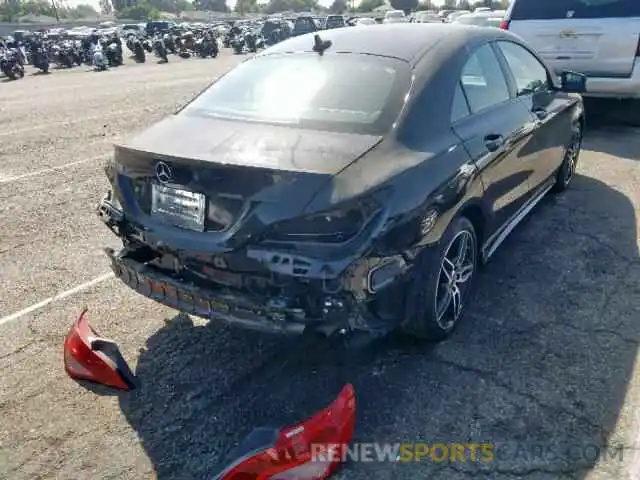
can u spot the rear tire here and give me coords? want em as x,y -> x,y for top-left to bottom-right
401,216 -> 478,341
552,120 -> 582,193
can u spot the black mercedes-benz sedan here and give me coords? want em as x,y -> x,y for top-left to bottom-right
98,24 -> 585,340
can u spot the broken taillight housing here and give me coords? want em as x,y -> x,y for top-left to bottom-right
64,309 -> 136,390
215,384 -> 356,480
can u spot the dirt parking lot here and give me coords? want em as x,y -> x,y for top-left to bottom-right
0,52 -> 639,480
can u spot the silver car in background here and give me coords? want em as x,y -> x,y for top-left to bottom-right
453,12 -> 505,28
383,10 -> 408,24
413,12 -> 443,23
502,0 -> 640,98
447,10 -> 471,23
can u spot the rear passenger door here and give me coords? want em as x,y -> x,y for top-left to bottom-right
452,44 -> 539,235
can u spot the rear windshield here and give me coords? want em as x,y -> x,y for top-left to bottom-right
181,53 -> 411,135
511,0 -> 640,20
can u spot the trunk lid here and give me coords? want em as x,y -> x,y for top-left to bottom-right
118,114 -> 383,176
112,115 -> 382,249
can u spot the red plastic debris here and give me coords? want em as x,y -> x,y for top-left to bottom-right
219,383 -> 356,480
64,309 -> 136,390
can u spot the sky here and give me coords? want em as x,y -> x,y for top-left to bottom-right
66,0 -> 446,14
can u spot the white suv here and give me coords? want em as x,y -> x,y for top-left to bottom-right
502,0 -> 640,98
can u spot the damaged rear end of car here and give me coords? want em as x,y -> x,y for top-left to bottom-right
97,48 -> 417,337
98,143 -> 408,337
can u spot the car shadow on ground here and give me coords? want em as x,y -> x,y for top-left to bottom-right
117,174 -> 638,480
583,99 -> 640,161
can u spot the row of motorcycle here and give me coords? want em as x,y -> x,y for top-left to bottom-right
225,25 -> 266,54
0,28 -> 224,80
0,34 -> 125,79
0,20 -> 283,80
126,29 -> 220,64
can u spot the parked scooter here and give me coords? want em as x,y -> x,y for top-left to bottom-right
93,44 -> 108,71
105,41 -> 123,67
0,49 -> 25,80
132,37 -> 145,63
153,33 -> 168,63
195,33 -> 218,58
245,31 -> 258,53
30,42 -> 50,73
230,33 -> 245,54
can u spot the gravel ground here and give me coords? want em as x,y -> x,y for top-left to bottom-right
0,52 -> 639,480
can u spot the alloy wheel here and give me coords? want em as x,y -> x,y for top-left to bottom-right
434,229 -> 476,330
563,125 -> 582,186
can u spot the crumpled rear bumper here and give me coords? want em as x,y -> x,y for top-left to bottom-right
106,247 -> 355,335
99,186 -> 411,336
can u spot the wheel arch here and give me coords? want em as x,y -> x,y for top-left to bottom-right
457,202 -> 487,258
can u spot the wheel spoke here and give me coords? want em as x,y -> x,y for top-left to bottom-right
455,262 -> 474,284
441,257 -> 455,282
455,233 -> 469,267
436,286 -> 452,321
451,284 -> 462,319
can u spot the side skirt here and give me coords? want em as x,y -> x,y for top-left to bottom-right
481,179 -> 555,263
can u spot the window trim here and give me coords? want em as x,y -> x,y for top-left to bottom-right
457,41 -> 514,117
492,40 -> 554,98
450,79 -> 472,124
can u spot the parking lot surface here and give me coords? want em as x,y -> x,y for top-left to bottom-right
0,52 -> 639,480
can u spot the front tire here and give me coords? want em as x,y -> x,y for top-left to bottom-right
402,216 -> 478,341
552,120 -> 582,193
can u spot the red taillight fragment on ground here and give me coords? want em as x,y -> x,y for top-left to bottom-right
64,309 -> 136,390
217,384 -> 357,480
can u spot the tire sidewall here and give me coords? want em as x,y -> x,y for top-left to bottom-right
402,215 -> 478,340
555,121 -> 583,191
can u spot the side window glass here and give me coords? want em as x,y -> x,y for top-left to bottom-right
451,81 -> 470,123
460,44 -> 510,114
497,41 -> 549,96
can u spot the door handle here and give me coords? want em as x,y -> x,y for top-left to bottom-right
484,134 -> 504,152
532,107 -> 548,120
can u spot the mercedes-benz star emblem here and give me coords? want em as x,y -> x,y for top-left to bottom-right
155,161 -> 174,184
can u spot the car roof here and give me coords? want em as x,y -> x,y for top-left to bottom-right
260,24 -> 507,64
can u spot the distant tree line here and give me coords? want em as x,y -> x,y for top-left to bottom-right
0,0 -> 99,21
1,0 -> 510,23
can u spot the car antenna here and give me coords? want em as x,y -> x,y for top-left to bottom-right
312,34 -> 332,56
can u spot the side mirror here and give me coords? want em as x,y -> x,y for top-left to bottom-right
559,70 -> 587,93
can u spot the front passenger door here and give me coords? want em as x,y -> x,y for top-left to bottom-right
452,44 -> 539,237
494,40 -> 574,191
